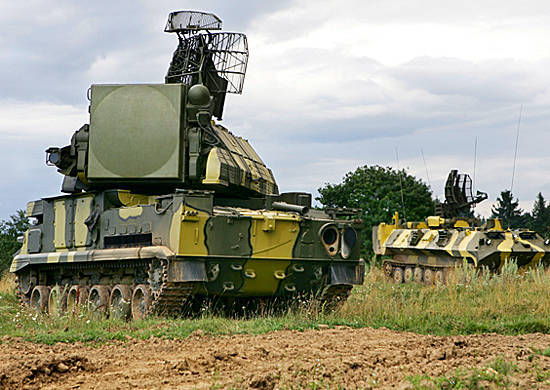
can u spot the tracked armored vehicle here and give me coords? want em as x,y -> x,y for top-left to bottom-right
373,170 -> 550,284
11,11 -> 365,319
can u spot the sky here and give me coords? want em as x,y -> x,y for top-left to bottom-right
1,0 -> 550,220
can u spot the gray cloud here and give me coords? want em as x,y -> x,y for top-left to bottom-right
2,1 -> 550,220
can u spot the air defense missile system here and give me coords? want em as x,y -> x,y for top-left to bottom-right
373,170 -> 550,284
11,11 -> 365,319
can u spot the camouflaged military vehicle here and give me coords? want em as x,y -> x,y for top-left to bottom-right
11,11 -> 365,319
373,170 -> 550,284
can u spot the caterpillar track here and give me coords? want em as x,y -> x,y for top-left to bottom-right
15,258 -> 354,319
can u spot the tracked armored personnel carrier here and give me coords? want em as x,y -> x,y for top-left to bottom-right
11,11 -> 365,319
373,170 -> 550,284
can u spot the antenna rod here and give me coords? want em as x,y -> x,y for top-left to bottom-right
510,104 -> 523,193
395,147 -> 406,220
420,148 -> 431,189
473,136 -> 477,191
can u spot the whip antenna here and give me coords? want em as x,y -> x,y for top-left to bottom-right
395,147 -> 406,220
510,104 -> 523,193
473,136 -> 477,191
420,148 -> 431,189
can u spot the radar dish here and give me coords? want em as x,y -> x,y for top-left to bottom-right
166,33 -> 248,95
165,11 -> 222,33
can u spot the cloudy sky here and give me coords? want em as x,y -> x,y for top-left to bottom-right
1,0 -> 550,220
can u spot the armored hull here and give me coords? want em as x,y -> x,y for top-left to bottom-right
373,170 -> 550,284
12,190 -> 363,318
374,215 -> 550,284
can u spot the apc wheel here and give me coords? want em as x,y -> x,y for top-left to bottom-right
435,270 -> 446,285
110,285 -> 133,321
88,285 -> 111,318
30,286 -> 50,313
67,286 -> 89,313
413,267 -> 423,283
403,267 -> 414,283
131,284 -> 152,320
424,269 -> 434,285
392,267 -> 404,284
48,285 -> 67,316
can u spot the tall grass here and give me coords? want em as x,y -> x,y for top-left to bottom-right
0,261 -> 549,344
0,271 -> 15,295
342,260 -> 550,334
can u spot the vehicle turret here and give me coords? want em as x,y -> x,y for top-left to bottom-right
45,11 -> 277,198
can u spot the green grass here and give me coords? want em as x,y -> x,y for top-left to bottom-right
1,261 -> 549,344
405,356 -> 550,389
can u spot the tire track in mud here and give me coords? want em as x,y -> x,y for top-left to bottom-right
1,327 -> 549,389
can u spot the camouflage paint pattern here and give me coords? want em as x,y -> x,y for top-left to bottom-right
12,190 -> 364,297
373,212 -> 550,272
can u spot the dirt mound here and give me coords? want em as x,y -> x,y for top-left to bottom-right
0,348 -> 92,390
0,328 -> 549,389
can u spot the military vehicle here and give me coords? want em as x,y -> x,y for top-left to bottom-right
11,11 -> 365,319
373,170 -> 550,284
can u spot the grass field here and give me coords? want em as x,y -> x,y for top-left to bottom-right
0,261 -> 549,345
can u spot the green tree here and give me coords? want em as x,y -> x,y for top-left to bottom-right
529,192 -> 549,236
490,190 -> 525,229
317,165 -> 434,257
0,210 -> 30,273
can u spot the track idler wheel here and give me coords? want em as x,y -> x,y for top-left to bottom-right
67,286 -> 89,313
131,284 -> 152,320
30,286 -> 50,313
88,285 -> 111,318
48,285 -> 68,316
392,267 -> 404,284
110,285 -> 133,321
382,261 -> 393,277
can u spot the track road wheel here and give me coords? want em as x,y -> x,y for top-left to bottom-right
110,285 -> 133,321
48,285 -> 68,316
131,284 -> 152,320
403,267 -> 414,283
424,269 -> 434,285
413,267 -> 423,283
435,269 -> 446,285
30,286 -> 50,313
392,267 -> 404,284
67,286 -> 89,313
88,285 -> 111,318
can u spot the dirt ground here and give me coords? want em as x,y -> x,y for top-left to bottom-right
0,327 -> 549,389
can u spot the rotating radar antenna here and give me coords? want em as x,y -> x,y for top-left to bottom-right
165,11 -> 249,119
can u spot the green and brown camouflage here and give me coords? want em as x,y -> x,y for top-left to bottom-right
372,170 -> 550,284
12,11 -> 365,318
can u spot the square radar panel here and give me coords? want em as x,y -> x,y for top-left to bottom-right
87,84 -> 186,180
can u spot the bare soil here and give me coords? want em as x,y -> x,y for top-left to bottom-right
1,327 -> 549,389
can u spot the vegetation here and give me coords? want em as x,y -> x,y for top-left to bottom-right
1,261 -> 549,345
0,210 -> 29,273
317,165 -> 434,257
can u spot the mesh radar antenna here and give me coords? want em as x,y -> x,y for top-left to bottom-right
164,11 -> 249,119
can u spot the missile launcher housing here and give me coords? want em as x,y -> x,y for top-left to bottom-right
11,11 -> 365,318
373,170 -> 550,284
